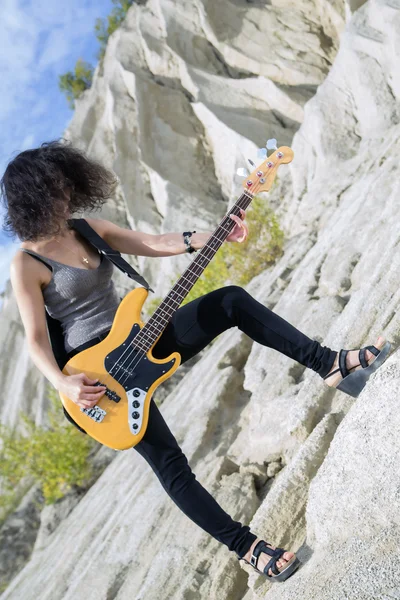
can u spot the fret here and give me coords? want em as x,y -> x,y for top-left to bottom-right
135,191 -> 255,350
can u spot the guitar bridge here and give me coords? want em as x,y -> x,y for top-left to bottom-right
80,405 -> 106,422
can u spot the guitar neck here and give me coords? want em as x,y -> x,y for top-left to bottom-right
136,190 -> 254,351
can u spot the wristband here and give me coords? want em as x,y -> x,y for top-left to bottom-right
183,231 -> 197,254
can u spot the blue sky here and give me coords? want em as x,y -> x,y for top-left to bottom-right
0,0 -> 116,297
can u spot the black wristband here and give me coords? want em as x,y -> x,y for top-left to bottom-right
183,231 -> 197,254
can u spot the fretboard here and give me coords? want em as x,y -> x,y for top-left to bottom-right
135,190 -> 254,352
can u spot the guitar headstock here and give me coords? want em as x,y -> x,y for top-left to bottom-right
238,139 -> 294,194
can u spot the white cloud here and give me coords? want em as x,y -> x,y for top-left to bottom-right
21,133 -> 36,149
36,27 -> 71,70
0,0 -> 114,173
0,0 -> 115,296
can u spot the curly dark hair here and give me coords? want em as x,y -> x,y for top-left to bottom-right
0,139 -> 118,241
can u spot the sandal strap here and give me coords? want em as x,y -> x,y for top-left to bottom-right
249,540 -> 265,568
323,367 -> 341,380
359,348 -> 369,369
366,344 -> 380,357
265,554 -> 283,577
261,543 -> 285,577
249,540 -> 285,577
338,349 -> 350,379
359,345 -> 380,368
323,344 -> 382,381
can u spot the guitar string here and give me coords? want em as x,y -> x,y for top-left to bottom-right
82,163 -> 278,404
97,173 -> 271,395
89,192 -> 251,397
96,177 -> 264,396
106,192 -> 253,389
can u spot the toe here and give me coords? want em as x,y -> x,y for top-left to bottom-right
377,335 -> 386,348
269,551 -> 295,576
280,551 -> 294,567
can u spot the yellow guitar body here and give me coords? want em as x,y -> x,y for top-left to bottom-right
60,287 -> 181,450
59,144 -> 292,450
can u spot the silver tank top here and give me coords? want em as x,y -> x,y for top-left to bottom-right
19,248 -> 121,353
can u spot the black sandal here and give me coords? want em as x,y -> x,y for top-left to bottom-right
238,540 -> 301,583
323,340 -> 391,398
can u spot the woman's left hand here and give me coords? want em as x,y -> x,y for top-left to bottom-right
227,209 -> 249,243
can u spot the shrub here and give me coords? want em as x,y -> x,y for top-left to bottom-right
58,58 -> 94,109
0,386 -> 96,523
144,195 -> 284,318
95,0 -> 135,61
59,1 -> 134,107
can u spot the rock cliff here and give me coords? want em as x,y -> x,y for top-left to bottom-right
2,0 -> 400,599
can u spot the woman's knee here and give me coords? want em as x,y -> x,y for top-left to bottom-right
220,285 -> 250,319
222,285 -> 246,296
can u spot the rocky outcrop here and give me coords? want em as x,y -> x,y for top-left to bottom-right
252,353 -> 400,599
0,485 -> 44,594
2,0 -> 400,599
64,0 -> 346,295
0,279 -> 49,428
0,0 -> 345,429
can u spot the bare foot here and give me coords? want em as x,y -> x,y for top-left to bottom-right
324,335 -> 387,388
242,537 -> 296,578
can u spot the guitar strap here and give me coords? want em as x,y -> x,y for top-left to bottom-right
68,218 -> 154,293
44,218 -> 155,434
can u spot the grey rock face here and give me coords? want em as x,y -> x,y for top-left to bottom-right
258,353 -> 400,600
0,485 -> 44,592
2,0 -> 400,599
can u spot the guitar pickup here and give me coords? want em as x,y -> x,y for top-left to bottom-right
94,381 -> 121,403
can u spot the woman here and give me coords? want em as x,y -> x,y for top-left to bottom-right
1,140 -> 390,583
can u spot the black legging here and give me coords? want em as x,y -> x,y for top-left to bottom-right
72,285 -> 337,559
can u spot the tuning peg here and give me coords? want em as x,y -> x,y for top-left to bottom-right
236,167 -> 249,177
257,148 -> 267,159
266,138 -> 278,151
247,158 -> 255,167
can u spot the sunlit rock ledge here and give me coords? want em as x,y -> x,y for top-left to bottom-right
3,0 -> 400,598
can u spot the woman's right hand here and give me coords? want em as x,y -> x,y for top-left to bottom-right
57,373 -> 107,409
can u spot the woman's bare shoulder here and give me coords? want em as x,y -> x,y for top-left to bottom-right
11,249 -> 50,290
10,250 -> 51,342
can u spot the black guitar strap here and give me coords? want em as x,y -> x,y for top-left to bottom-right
47,218 -> 155,434
68,218 -> 154,293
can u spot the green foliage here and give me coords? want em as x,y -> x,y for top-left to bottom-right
58,58 -> 94,109
95,0 -> 135,61
59,1 -> 134,107
0,387 -> 96,522
144,196 -> 284,318
217,195 -> 285,289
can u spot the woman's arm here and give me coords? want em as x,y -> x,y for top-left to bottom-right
10,254 -> 66,389
10,254 -> 106,408
85,217 -> 212,257
85,210 -> 248,257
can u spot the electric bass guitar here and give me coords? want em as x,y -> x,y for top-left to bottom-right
60,141 -> 293,450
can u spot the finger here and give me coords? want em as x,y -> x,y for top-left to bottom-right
233,216 -> 246,232
230,214 -> 241,226
80,391 -> 105,401
78,400 -> 97,409
240,208 -> 246,218
239,223 -> 249,242
81,374 -> 100,383
83,385 -> 107,392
